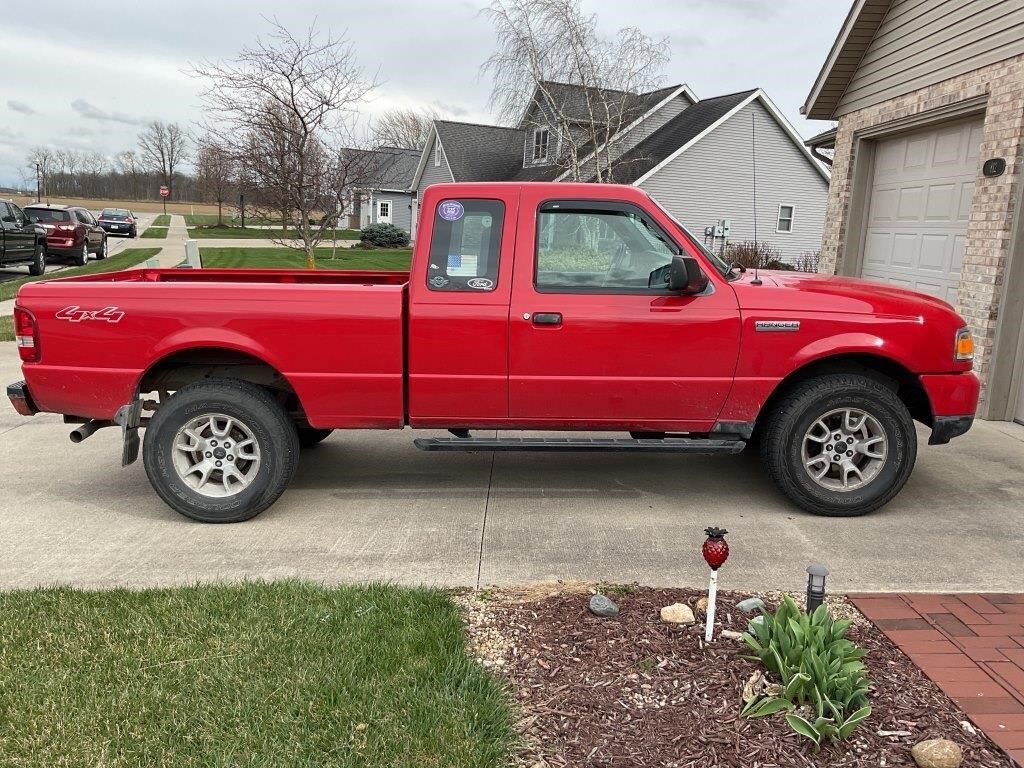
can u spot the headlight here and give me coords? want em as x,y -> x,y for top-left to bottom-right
955,327 -> 974,361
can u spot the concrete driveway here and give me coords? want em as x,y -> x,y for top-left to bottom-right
2,350 -> 1022,593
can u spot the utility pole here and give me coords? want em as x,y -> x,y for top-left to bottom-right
35,163 -> 41,203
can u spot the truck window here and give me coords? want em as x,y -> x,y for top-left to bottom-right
426,199 -> 504,292
535,201 -> 680,292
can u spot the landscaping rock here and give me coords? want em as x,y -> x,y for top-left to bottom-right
736,597 -> 765,613
589,594 -> 619,618
659,603 -> 695,624
911,739 -> 964,768
720,629 -> 743,640
695,596 -> 709,613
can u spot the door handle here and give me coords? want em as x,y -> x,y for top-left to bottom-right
532,312 -> 562,326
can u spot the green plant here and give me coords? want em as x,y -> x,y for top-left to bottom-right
741,596 -> 872,748
360,222 -> 410,248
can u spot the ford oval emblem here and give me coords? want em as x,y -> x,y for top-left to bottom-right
466,277 -> 494,290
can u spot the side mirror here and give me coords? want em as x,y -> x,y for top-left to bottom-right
668,255 -> 710,294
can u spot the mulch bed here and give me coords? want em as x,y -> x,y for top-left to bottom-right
470,586 -> 1014,767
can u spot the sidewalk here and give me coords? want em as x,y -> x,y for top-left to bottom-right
851,593 -> 1024,765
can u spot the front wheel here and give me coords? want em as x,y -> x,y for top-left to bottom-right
760,374 -> 917,517
96,236 -> 107,259
28,243 -> 46,276
142,378 -> 300,522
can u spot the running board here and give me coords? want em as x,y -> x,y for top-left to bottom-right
413,437 -> 746,454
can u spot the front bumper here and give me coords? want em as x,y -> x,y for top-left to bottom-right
7,380 -> 38,416
929,415 -> 974,445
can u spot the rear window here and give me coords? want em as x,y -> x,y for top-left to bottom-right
425,199 -> 504,292
101,210 -> 130,220
26,208 -> 70,223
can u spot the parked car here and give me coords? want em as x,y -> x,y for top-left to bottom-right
7,182 -> 980,523
23,204 -> 107,266
0,200 -> 46,275
97,208 -> 138,238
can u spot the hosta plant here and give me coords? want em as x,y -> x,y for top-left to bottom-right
741,596 -> 872,747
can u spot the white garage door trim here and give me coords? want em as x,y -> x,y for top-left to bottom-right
859,118 -> 984,307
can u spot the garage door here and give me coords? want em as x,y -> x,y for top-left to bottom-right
861,119 -> 983,305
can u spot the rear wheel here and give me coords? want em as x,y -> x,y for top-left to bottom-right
760,374 -> 916,516
75,241 -> 89,267
28,243 -> 45,276
297,427 -> 333,448
143,378 -> 300,522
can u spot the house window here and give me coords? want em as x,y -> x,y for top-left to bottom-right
776,205 -> 794,233
434,141 -> 441,167
426,199 -> 504,292
533,128 -> 550,162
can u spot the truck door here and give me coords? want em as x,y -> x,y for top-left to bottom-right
407,188 -> 519,427
508,191 -> 741,432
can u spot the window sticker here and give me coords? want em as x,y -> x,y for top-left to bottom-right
447,253 -> 479,276
438,200 -> 465,221
467,277 -> 494,290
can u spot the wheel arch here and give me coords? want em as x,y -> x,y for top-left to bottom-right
135,344 -> 305,416
754,352 -> 932,435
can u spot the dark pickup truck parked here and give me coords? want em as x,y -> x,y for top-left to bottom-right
0,199 -> 46,275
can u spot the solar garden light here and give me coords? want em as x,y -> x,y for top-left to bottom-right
701,527 -> 729,642
806,564 -> 829,613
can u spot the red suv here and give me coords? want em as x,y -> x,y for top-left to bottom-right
23,204 -> 107,266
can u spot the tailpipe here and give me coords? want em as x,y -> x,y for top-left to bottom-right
69,419 -> 114,443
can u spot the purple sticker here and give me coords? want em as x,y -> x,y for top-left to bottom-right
438,200 -> 464,221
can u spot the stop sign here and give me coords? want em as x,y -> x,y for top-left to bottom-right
159,186 -> 169,198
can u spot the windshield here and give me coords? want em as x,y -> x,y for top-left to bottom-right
645,194 -> 732,278
26,208 -> 70,223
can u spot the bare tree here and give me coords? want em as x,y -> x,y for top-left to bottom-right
137,120 -> 188,198
115,150 -> 141,199
482,0 -> 669,182
195,137 -> 237,225
372,106 -> 442,149
190,20 -> 378,268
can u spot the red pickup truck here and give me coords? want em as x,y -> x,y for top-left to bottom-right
7,182 -> 980,523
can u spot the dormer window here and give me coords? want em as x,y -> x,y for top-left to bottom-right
532,128 -> 550,162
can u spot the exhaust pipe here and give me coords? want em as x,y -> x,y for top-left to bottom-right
69,419 -> 114,443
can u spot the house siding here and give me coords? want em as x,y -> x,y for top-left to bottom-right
836,0 -> 1024,117
417,134 -> 455,198
639,100 -> 829,261
371,191 -> 413,233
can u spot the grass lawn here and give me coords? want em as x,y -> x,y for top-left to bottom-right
152,214 -> 171,226
188,226 -> 362,240
140,227 -> 168,238
0,247 -> 162,303
185,213 -> 282,227
0,314 -> 11,342
0,582 -> 513,767
200,247 -> 412,271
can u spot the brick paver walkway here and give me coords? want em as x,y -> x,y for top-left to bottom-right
851,593 -> 1024,765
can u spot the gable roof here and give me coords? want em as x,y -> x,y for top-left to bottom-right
607,89 -> 831,185
801,0 -> 894,119
522,81 -> 696,129
345,146 -> 420,192
432,120 -> 526,182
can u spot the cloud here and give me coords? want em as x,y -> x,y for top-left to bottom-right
70,99 -> 146,126
8,99 -> 36,115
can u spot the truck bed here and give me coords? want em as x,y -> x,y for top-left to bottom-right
17,269 -> 409,427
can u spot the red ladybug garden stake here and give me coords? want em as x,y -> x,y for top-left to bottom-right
702,527 -> 729,642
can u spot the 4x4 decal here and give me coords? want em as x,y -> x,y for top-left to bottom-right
55,305 -> 125,323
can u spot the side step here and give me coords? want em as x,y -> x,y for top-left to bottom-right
413,436 -> 746,454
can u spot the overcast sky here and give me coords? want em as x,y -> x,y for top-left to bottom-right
0,0 -> 848,188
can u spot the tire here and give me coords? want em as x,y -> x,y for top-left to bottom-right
759,374 -> 917,517
142,378 -> 300,523
75,241 -> 89,267
130,227 -> 138,238
298,427 -> 333,448
28,243 -> 45,276
96,236 -> 107,259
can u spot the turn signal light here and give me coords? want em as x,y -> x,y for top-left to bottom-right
955,328 -> 974,362
14,307 -> 40,363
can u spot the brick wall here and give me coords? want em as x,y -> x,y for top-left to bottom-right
820,55 -> 1024,399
